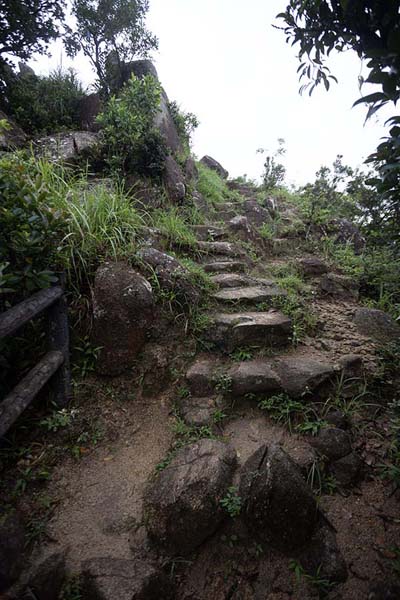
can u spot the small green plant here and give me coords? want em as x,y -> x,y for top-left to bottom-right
72,337 -> 102,378
258,393 -> 304,433
214,373 -> 233,394
230,347 -> 254,361
258,222 -> 275,240
212,409 -> 227,424
289,559 -> 335,597
40,408 -> 77,432
152,207 -> 198,250
307,459 -> 337,496
220,486 -> 242,517
177,385 -> 190,399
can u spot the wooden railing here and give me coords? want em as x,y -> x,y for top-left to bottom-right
0,285 -> 70,438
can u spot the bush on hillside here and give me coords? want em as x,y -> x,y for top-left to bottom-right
3,67 -> 85,134
0,153 -> 67,310
96,74 -> 166,178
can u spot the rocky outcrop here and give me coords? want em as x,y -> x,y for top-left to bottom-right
243,200 -> 271,227
297,257 -> 328,277
274,355 -> 335,398
200,155 -> 229,179
354,308 -> 400,343
163,155 -> 186,202
92,262 -> 154,375
82,557 -> 172,600
319,272 -> 359,300
329,218 -> 366,255
310,427 -> 352,461
0,110 -> 27,150
34,131 -> 98,164
138,247 -> 200,305
240,444 -> 318,551
144,439 -> 237,555
299,525 -> 348,583
79,93 -> 102,131
0,512 -> 24,591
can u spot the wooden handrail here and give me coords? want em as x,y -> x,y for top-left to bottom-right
0,351 -> 64,438
0,286 -> 63,339
0,283 -> 70,437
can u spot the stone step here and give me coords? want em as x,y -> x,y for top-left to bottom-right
210,273 -> 251,288
212,284 -> 285,304
197,241 -> 243,257
210,274 -> 279,290
192,225 -> 226,241
179,396 -> 225,427
205,310 -> 292,351
203,261 -> 247,274
186,355 -> 337,399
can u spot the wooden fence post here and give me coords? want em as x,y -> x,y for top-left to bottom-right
46,275 -> 71,407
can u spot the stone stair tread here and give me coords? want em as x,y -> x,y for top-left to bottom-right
210,274 -> 278,289
186,354 -> 337,398
192,225 -> 226,241
206,310 -> 292,351
213,285 -> 285,303
203,261 -> 247,273
197,241 -> 244,257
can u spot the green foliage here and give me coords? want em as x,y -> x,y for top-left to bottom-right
306,458 -> 337,496
214,373 -> 233,394
64,0 -> 157,94
0,153 -> 67,307
72,336 -> 102,378
96,74 -> 165,177
277,2 -> 400,251
257,138 -> 286,191
197,162 -> 240,208
60,576 -> 82,600
230,347 -> 254,361
361,248 -> 400,319
151,207 -> 198,250
168,101 -> 199,156
258,393 -> 326,435
258,222 -> 275,240
0,1 -> 65,98
156,416 -> 215,472
40,408 -> 76,432
320,237 -> 363,278
289,559 -> 335,597
4,67 -> 85,134
220,486 -> 242,517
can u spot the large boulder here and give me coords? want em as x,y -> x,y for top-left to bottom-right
274,355 -> 335,398
0,110 -> 27,150
21,548 -> 66,600
319,272 -> 359,300
299,525 -> 347,583
144,439 -> 237,555
329,218 -> 366,255
82,557 -> 172,600
92,262 -> 154,376
240,444 -> 318,551
354,308 -> 400,343
163,155 -> 186,202
200,155 -> 229,179
243,200 -> 271,227
310,427 -> 352,461
79,93 -> 102,131
34,131 -> 98,164
297,257 -> 328,277
0,512 -> 25,591
138,247 -> 200,305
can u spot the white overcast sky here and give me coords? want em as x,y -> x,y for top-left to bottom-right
28,0 -> 393,186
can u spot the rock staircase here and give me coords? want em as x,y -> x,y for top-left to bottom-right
182,184 -> 345,426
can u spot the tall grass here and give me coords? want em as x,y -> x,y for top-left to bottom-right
197,162 -> 241,207
151,207 -> 198,250
34,160 -> 144,287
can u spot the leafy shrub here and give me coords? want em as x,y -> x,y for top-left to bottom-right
96,74 -> 166,177
4,67 -> 85,134
0,153 -> 67,308
168,100 -> 199,157
197,162 -> 240,208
